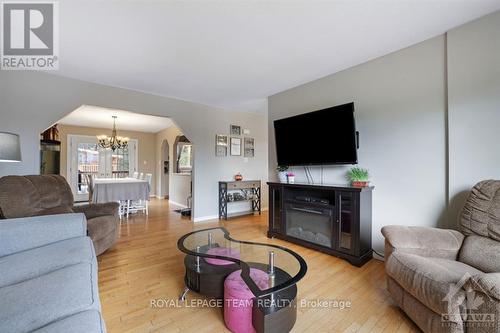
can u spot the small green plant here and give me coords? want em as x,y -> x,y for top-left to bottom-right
346,167 -> 369,182
276,165 -> 289,172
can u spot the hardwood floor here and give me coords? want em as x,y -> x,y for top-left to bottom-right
98,199 -> 419,333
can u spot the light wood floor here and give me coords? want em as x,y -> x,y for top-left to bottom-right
98,199 -> 419,333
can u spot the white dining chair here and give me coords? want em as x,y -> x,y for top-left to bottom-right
139,172 -> 144,180
132,171 -> 139,179
127,173 -> 152,217
144,173 -> 152,215
87,174 -> 95,203
145,173 -> 152,187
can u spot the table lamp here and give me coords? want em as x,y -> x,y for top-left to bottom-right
0,132 -> 22,162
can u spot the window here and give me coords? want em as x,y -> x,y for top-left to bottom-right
174,135 -> 193,173
111,146 -> 130,178
178,144 -> 192,171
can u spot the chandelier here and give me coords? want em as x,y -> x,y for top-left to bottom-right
97,116 -> 129,151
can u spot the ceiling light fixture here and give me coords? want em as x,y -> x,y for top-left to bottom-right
97,116 -> 129,151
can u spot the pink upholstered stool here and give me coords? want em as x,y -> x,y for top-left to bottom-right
224,268 -> 269,333
204,247 -> 240,266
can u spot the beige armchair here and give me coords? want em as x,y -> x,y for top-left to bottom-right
382,180 -> 500,333
0,175 -> 119,255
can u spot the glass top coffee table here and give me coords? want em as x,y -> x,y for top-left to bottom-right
177,227 -> 307,333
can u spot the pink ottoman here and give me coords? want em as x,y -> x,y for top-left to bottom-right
224,268 -> 269,333
204,247 -> 240,265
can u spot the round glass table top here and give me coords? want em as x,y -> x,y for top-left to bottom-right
177,227 -> 307,297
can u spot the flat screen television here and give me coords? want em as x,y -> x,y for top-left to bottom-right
273,102 -> 358,166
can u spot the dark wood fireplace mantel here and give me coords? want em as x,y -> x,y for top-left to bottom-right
267,181 -> 373,267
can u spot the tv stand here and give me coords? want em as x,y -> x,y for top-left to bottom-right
267,182 -> 373,267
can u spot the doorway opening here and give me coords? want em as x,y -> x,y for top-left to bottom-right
40,104 -> 194,220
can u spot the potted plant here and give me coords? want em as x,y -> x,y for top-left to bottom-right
277,165 -> 289,182
287,172 -> 296,184
346,167 -> 370,187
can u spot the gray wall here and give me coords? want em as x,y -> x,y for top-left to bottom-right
447,11 -> 500,227
269,36 -> 447,252
0,71 -> 268,221
268,10 -> 500,252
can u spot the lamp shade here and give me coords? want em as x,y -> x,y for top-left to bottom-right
0,132 -> 22,162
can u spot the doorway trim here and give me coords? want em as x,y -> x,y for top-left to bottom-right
160,139 -> 169,199
67,134 -> 138,200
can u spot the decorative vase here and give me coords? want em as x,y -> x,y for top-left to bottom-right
287,175 -> 295,183
278,171 -> 287,182
234,173 -> 243,181
352,181 -> 369,187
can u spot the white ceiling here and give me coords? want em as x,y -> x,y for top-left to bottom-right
57,0 -> 500,113
58,105 -> 173,133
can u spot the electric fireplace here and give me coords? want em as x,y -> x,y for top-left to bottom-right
267,181 -> 373,267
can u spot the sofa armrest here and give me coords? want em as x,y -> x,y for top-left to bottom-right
381,225 -> 464,260
0,213 -> 87,257
73,202 -> 119,220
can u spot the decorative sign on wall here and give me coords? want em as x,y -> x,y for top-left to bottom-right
215,134 -> 228,156
230,137 -> 242,156
244,137 -> 255,157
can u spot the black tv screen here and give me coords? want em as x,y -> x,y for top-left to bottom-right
274,102 -> 358,166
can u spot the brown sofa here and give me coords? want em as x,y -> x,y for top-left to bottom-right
382,180 -> 500,333
0,175 -> 119,255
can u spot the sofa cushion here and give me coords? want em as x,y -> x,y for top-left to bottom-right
24,175 -> 75,210
0,175 -> 74,218
460,180 -> 500,242
31,310 -> 105,333
0,236 -> 94,288
386,252 -> 482,316
0,214 -> 87,257
0,175 -> 42,217
459,235 -> 500,273
0,262 -> 100,333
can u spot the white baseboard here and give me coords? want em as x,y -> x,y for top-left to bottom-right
194,208 -> 268,223
169,200 -> 188,208
193,215 -> 219,223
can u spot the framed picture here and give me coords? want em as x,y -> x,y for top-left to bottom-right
230,124 -> 241,136
215,134 -> 228,156
244,137 -> 255,157
230,137 -> 242,156
216,146 -> 227,157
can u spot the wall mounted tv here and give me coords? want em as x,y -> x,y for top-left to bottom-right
274,102 -> 358,166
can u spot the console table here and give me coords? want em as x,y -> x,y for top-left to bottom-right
267,181 -> 373,266
219,180 -> 261,220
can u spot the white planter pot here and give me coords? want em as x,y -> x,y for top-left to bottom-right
287,176 -> 295,183
278,171 -> 288,182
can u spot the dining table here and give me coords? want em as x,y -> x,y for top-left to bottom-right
92,178 -> 150,215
